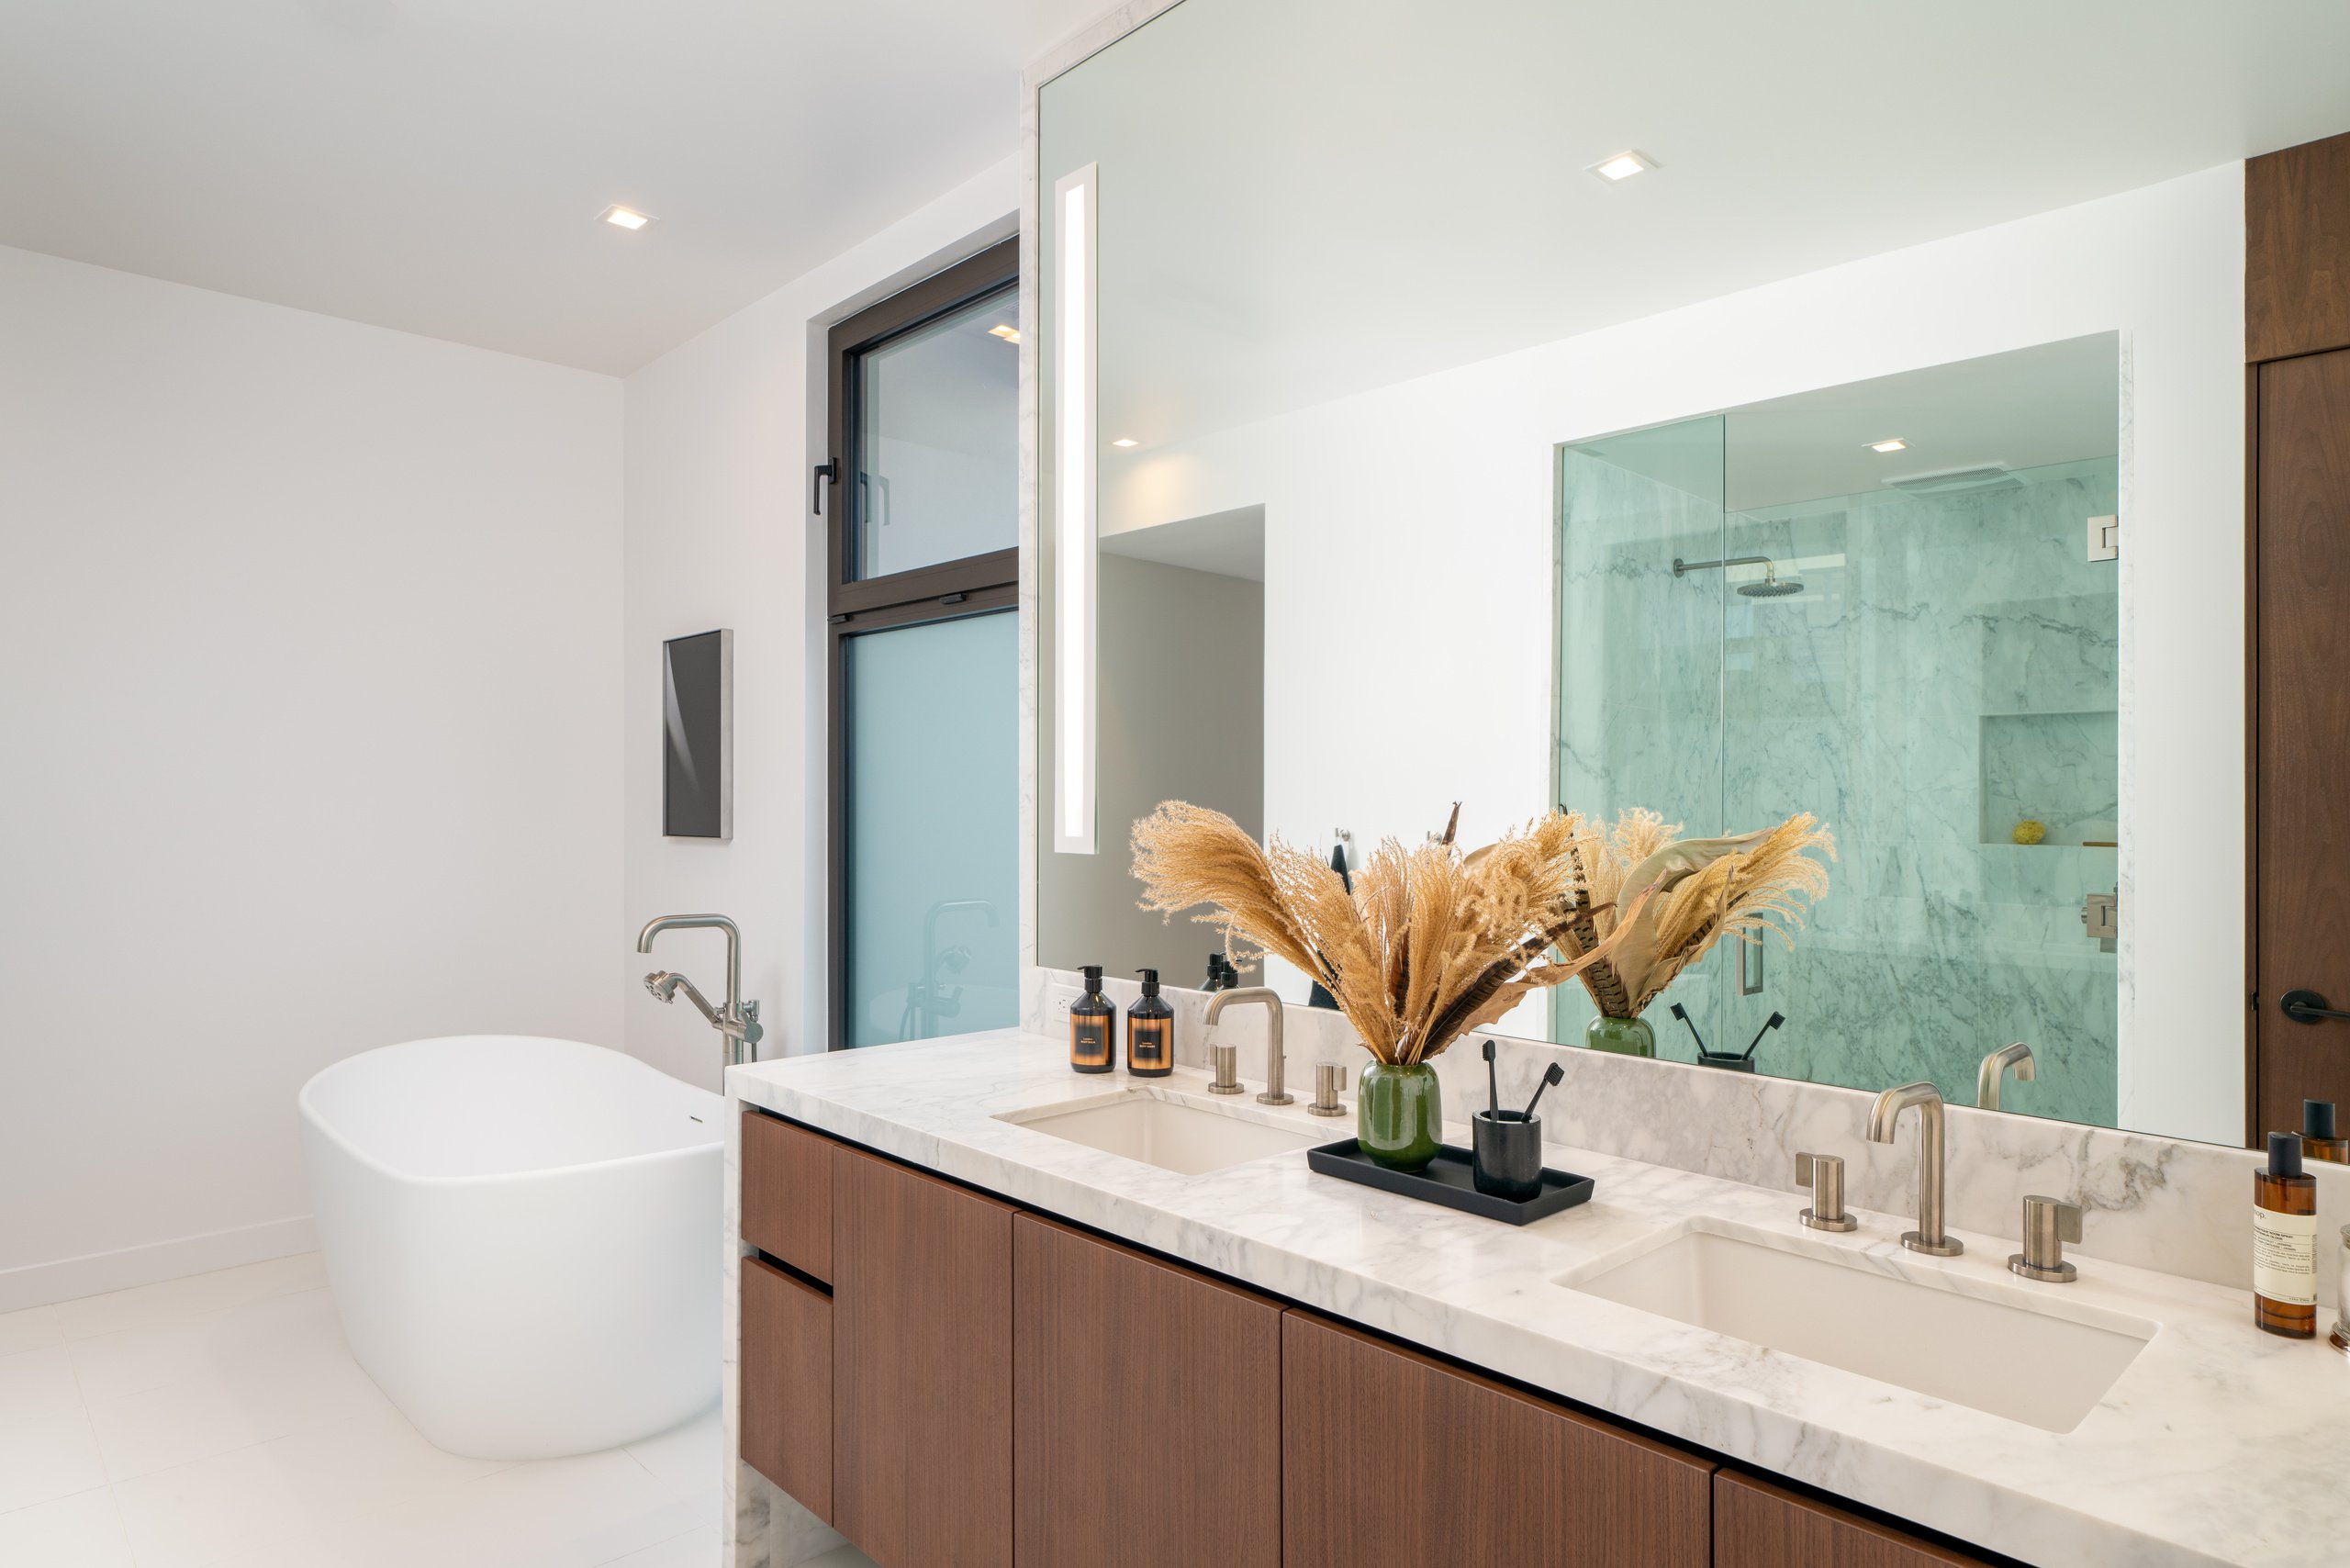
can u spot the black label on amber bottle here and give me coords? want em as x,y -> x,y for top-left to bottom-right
1070,1018 -> 1111,1072
1127,1016 -> 1171,1075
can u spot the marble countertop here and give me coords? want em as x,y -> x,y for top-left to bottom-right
730,1029 -> 2350,1568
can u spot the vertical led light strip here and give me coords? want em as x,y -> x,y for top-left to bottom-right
1054,163 -> 1098,854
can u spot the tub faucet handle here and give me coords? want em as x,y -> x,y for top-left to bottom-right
1796,1151 -> 1856,1232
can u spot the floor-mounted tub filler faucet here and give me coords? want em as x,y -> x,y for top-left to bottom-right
638,913 -> 763,1067
1868,1080 -> 1963,1257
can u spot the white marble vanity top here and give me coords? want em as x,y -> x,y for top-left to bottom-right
730,1029 -> 2350,1568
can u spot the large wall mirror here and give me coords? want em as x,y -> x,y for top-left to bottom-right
1035,0 -> 2350,1148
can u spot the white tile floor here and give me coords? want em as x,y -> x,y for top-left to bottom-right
0,1254 -> 731,1568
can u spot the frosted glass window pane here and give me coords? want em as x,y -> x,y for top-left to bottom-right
854,287 -> 1020,579
844,610 -> 1018,1048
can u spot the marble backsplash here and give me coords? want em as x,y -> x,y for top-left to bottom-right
1029,966 -> 2350,1310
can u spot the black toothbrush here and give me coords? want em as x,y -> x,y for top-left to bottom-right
1483,1037 -> 1499,1117
1669,1002 -> 1707,1055
1521,1061 -> 1564,1120
1740,1011 -> 1786,1061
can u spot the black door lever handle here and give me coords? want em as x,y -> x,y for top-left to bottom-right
2281,989 -> 2350,1024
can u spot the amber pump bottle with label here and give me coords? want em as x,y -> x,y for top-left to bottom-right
1070,965 -> 1114,1075
2254,1131 -> 2318,1338
2303,1100 -> 2348,1164
1125,969 -> 1174,1078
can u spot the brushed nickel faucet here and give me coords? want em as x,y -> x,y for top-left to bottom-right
1204,987 -> 1290,1105
1868,1081 -> 1963,1256
638,913 -> 764,1068
1976,1042 -> 2035,1110
2009,1194 -> 2083,1282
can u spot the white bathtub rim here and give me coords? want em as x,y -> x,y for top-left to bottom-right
298,1034 -> 722,1191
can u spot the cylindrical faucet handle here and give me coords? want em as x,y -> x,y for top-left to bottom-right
2010,1194 -> 2083,1282
1308,1060 -> 1348,1116
1795,1151 -> 1856,1231
1207,1041 -> 1244,1094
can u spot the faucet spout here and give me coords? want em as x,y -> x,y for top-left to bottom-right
1867,1081 -> 1962,1257
1204,987 -> 1290,1106
1975,1042 -> 2035,1111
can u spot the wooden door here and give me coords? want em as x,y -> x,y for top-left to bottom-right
1282,1310 -> 1712,1568
1715,1471 -> 1989,1567
739,1256 -> 833,1523
832,1146 -> 1014,1568
1013,1215 -> 1281,1568
2255,346 -> 2350,1137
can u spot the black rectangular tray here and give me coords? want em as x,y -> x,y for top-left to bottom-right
1306,1138 -> 1595,1225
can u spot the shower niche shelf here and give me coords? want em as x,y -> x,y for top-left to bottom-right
1977,709 -> 2119,848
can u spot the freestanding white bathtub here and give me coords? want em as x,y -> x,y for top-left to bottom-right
299,1035 -> 722,1460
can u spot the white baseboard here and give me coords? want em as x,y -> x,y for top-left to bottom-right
0,1215 -> 319,1315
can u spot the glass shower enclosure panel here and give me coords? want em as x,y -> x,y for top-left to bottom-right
1556,409 -> 2119,1122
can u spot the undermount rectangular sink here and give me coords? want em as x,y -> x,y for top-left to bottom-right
1557,1219 -> 2154,1433
997,1091 -> 1320,1175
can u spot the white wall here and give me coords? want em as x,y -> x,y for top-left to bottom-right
0,245 -> 624,1308
621,156 -> 1022,1086
1092,163 -> 2245,1144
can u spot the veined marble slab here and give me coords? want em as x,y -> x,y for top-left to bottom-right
732,1029 -> 2350,1568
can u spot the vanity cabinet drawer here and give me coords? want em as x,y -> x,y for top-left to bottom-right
741,1108 -> 833,1282
1715,1471 -> 1988,1567
1283,1310 -> 1713,1567
740,1255 -> 832,1524
1013,1215 -> 1281,1568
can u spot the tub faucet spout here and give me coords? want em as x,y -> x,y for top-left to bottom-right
637,913 -> 764,1067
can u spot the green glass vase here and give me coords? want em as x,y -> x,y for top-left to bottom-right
1357,1061 -> 1443,1171
1584,1014 -> 1656,1058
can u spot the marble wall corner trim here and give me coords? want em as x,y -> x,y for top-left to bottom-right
1035,965 -> 2346,1306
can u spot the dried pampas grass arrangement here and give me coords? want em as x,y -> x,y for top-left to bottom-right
1130,801 -> 1833,1067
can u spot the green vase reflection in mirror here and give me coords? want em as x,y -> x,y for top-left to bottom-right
1357,1061 -> 1443,1171
1585,1014 -> 1656,1058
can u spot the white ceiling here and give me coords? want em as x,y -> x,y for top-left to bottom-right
0,0 -> 1104,375
1040,0 -> 2350,454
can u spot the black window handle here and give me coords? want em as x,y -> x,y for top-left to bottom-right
2281,989 -> 2350,1024
811,460 -> 838,515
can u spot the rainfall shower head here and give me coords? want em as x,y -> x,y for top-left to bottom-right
1738,564 -> 1804,599
1672,554 -> 1806,599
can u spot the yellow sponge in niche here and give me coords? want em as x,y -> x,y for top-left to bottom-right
2011,819 -> 2047,846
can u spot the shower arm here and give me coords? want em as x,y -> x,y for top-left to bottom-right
1672,554 -> 1775,577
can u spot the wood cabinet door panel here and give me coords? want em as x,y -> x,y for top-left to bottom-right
1013,1215 -> 1281,1568
2255,347 -> 2350,1136
741,1110 -> 834,1282
1715,1470 -> 1989,1567
833,1146 -> 1013,1568
1283,1310 -> 1712,1568
739,1256 -> 832,1524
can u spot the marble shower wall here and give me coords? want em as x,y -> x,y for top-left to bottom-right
1559,445 -> 2122,1126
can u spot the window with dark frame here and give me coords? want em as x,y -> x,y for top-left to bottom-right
822,237 -> 1021,1051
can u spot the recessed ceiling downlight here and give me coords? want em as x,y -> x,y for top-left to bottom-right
989,324 -> 1022,344
1589,151 -> 1653,183
1110,438 -> 1138,448
1869,438 -> 1908,454
599,205 -> 655,230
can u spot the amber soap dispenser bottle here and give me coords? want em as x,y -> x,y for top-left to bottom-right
2255,1130 -> 2318,1338
1069,965 -> 1115,1075
1125,969 -> 1174,1078
2302,1100 -> 2348,1164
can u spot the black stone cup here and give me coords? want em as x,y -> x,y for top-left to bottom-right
1472,1109 -> 1543,1201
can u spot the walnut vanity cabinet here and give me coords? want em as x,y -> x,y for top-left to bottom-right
1714,1470 -> 1989,1567
1281,1309 -> 1714,1568
1012,1215 -> 1281,1568
737,1114 -> 1998,1568
831,1144 -> 1015,1568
